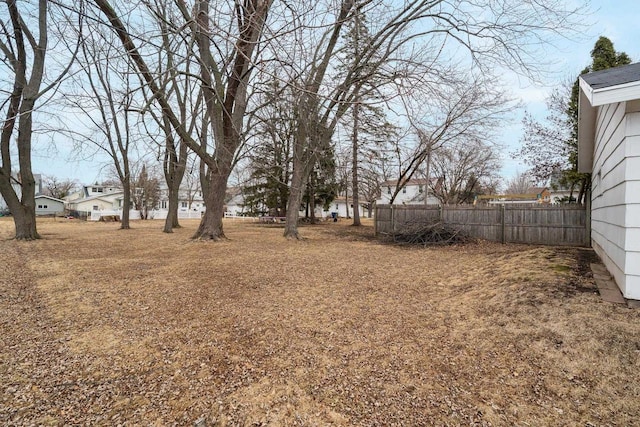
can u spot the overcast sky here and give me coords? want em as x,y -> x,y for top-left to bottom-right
30,1 -> 640,186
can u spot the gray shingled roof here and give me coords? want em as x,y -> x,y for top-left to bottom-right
581,62 -> 640,89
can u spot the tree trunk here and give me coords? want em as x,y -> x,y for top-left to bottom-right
193,171 -> 228,240
351,101 -> 361,226
11,106 -> 40,241
309,181 -> 316,222
164,187 -> 180,233
424,143 -> 432,206
163,159 -> 184,233
121,180 -> 131,229
162,125 -> 187,233
284,163 -> 306,239
12,204 -> 38,240
0,174 -> 38,240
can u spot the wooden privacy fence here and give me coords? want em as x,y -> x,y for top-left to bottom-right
375,204 -> 590,247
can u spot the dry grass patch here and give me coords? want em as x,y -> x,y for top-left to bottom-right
1,217 -> 639,426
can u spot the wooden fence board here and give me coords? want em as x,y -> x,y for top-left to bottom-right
375,204 -> 589,246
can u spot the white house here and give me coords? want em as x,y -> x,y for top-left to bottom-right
67,192 -> 124,214
224,187 -> 246,216
35,195 -> 65,216
67,183 -> 121,202
578,62 -> 640,300
328,197 -> 366,218
378,178 -> 440,205
157,182 -> 206,215
548,171 -> 578,204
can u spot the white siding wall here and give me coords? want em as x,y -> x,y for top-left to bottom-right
35,199 -> 65,215
623,102 -> 640,298
591,100 -> 640,299
378,184 -> 439,205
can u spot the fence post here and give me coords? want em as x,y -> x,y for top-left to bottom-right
501,204 -> 506,244
374,204 -> 378,236
391,205 -> 395,232
439,205 -> 443,222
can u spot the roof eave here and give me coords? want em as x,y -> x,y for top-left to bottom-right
577,82 -> 596,174
583,78 -> 640,106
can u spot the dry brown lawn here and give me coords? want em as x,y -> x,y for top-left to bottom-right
1,217 -> 639,426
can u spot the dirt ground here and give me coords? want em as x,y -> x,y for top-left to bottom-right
1,217 -> 639,426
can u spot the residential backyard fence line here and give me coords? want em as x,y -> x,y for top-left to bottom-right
86,209 -> 204,221
375,204 -> 590,247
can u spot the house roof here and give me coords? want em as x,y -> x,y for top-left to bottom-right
526,187 -> 548,195
69,193 -> 123,205
35,195 -> 65,203
577,63 -> 640,174
579,62 -> 640,107
581,62 -> 640,90
382,178 -> 435,187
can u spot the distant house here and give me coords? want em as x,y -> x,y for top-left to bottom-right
224,187 -> 245,216
67,183 -> 121,202
578,62 -> 640,300
548,172 -> 577,204
378,178 -> 441,205
156,182 -> 206,215
35,195 -> 65,216
477,187 -> 551,205
526,187 -> 551,203
67,193 -> 124,214
329,197 -> 366,218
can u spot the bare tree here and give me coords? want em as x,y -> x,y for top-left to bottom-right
42,175 -> 78,199
92,0 -> 272,240
132,163 -> 161,219
0,0 -> 80,239
282,0 -> 582,238
67,24 -> 141,229
139,0 -> 202,233
89,0 -> 587,240
504,172 -> 534,195
429,139 -> 501,205
386,76 -> 512,205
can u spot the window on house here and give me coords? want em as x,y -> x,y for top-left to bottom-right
402,187 -> 407,194
335,204 -> 339,209
419,185 -> 423,193
97,187 -> 103,193
387,186 -> 391,194
43,205 -> 48,209
181,202 -> 188,208
92,205 -> 99,210
161,201 -> 167,209
38,205 -> 43,209
91,187 -> 97,192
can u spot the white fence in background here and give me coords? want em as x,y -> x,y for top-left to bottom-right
89,209 -> 204,221
223,212 -> 256,221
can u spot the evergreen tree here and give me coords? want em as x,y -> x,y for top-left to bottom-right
242,76 -> 295,216
338,6 -> 396,224
518,36 -> 631,203
567,36 -> 631,202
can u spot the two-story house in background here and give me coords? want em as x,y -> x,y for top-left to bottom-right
377,178 -> 441,205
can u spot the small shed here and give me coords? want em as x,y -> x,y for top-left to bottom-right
578,62 -> 640,300
35,195 -> 65,216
